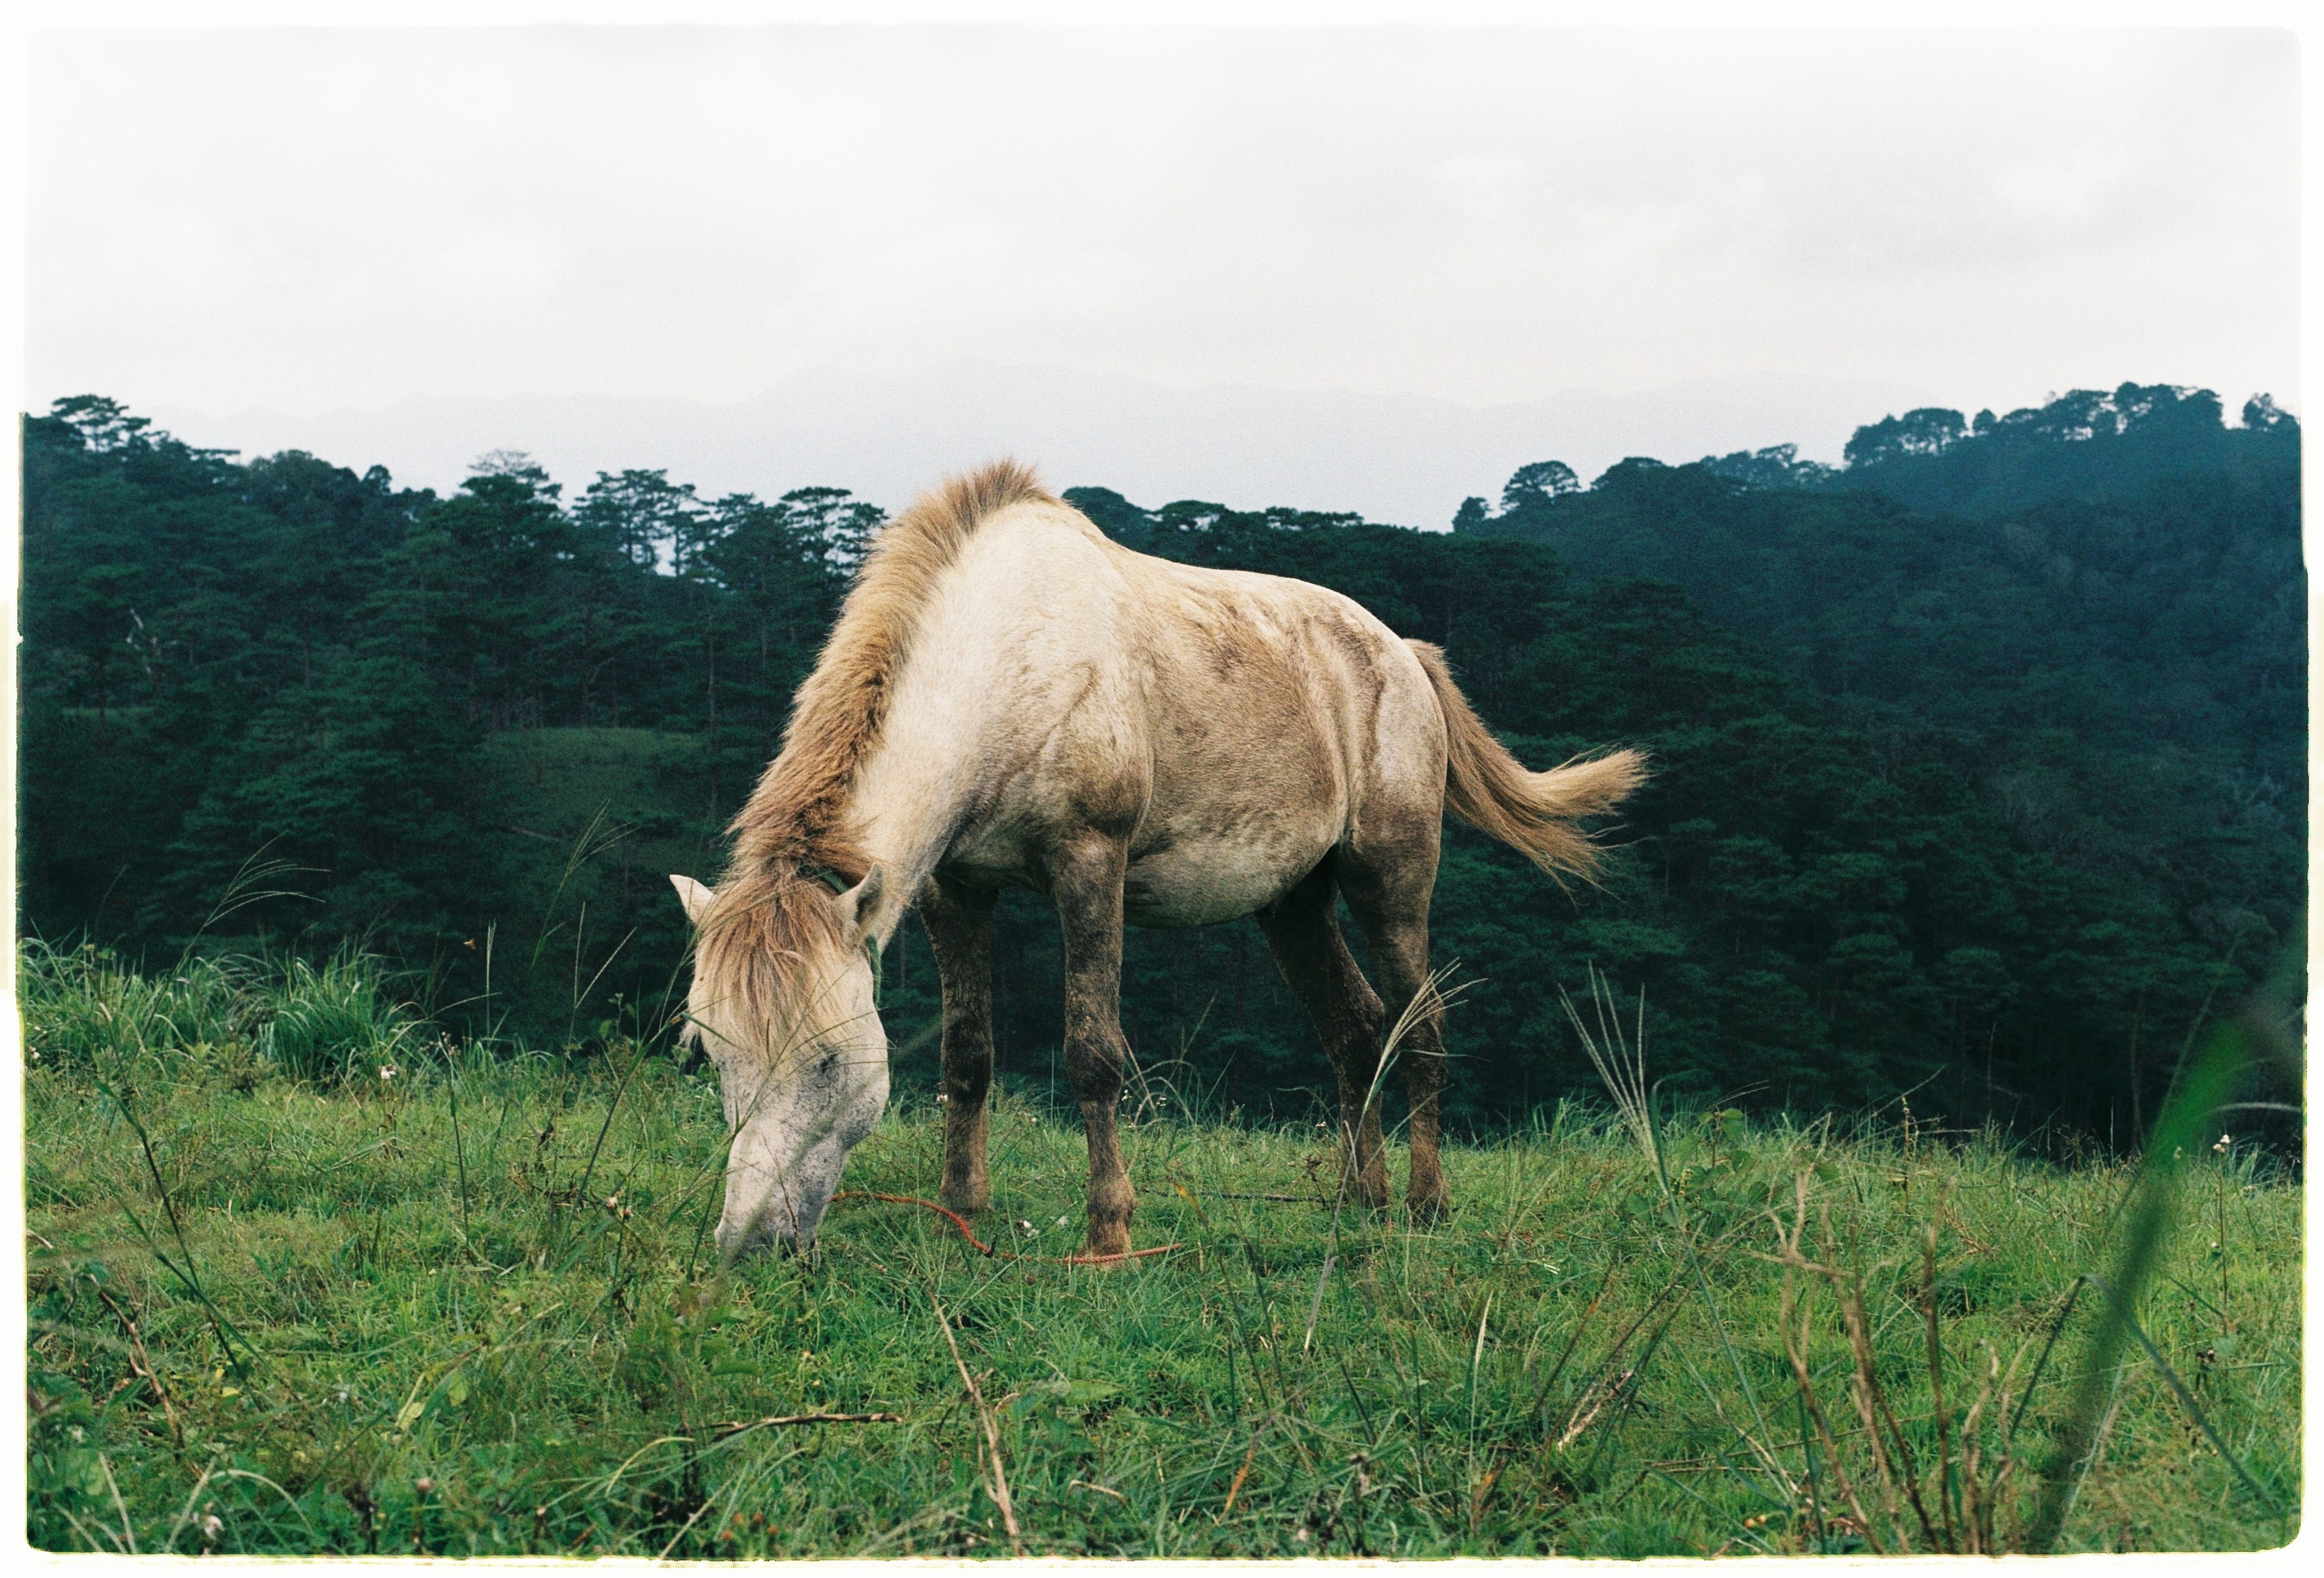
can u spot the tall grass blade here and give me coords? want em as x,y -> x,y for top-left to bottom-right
1559,965 -> 1660,1184
1302,965 -> 1467,1356
1565,967 -> 1784,1495
185,841 -> 320,949
2083,1274 -> 2282,1515
89,1075 -> 258,1377
2023,999 -> 2265,1549
530,806 -> 635,972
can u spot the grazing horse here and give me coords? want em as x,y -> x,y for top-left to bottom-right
671,461 -> 1644,1261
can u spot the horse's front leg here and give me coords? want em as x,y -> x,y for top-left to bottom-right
920,875 -> 998,1215
1053,837 -> 1137,1259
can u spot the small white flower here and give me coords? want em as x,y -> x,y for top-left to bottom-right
2213,1133 -> 2232,1154
202,1513 -> 224,1541
937,1093 -> 949,1104
1017,1220 -> 1034,1233
1055,1216 -> 1070,1229
379,1064 -> 397,1082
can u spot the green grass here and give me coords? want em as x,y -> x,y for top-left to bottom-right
21,948 -> 2301,1556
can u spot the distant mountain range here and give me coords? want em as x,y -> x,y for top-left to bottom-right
149,362 -> 1934,527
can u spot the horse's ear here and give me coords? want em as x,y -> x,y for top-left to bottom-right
669,874 -> 714,927
833,866 -> 885,944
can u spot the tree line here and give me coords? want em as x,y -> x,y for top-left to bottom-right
16,385 -> 2302,1150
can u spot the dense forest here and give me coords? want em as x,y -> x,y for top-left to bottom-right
16,383 -> 2304,1150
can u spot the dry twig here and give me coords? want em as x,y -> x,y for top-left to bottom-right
931,1294 -> 1023,1555
711,1411 -> 903,1438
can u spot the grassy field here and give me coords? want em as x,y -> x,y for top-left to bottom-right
19,942 -> 2302,1556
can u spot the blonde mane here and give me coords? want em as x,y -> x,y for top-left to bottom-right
695,460 -> 1056,1026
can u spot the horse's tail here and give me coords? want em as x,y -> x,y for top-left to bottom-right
1405,639 -> 1648,884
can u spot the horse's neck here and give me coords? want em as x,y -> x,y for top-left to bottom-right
843,506 -> 1120,944
844,672 -> 996,950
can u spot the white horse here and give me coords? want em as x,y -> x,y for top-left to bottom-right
671,461 -> 1644,1260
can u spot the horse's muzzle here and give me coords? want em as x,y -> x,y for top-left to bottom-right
716,1195 -> 834,1264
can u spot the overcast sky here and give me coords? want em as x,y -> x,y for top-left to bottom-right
22,25 -> 2300,515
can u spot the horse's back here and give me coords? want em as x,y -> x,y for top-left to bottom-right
1129,548 -> 1440,906
1090,518 -> 1447,924
903,497 -> 1445,925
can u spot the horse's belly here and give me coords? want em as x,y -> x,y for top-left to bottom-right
1122,830 -> 1327,929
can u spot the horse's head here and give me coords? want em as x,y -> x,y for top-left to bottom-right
670,867 -> 890,1261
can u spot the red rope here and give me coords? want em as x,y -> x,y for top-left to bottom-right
830,1191 -> 1183,1264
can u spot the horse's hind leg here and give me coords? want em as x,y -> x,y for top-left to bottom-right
1052,836 -> 1138,1259
1256,866 -> 1389,1210
1342,846 -> 1452,1223
920,875 -> 998,1215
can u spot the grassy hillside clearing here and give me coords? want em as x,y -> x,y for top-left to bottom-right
20,944 -> 2301,1556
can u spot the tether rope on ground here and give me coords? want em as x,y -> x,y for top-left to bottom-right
830,1191 -> 1183,1264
